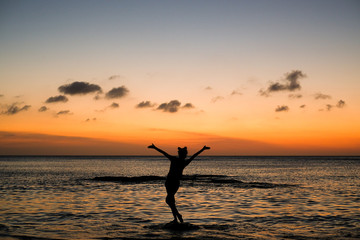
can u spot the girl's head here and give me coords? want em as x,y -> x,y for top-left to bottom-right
177,147 -> 188,159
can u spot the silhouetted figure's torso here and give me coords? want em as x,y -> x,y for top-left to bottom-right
167,157 -> 186,180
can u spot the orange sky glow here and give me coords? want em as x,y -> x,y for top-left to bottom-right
1,1 -> 360,155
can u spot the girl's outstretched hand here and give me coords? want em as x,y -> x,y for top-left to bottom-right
148,143 -> 156,149
203,145 -> 210,150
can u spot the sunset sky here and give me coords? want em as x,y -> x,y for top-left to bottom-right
1,0 -> 359,155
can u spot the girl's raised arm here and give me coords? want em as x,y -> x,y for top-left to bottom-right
185,145 -> 210,166
148,144 -> 173,160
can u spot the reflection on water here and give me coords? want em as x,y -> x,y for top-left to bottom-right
0,156 -> 359,239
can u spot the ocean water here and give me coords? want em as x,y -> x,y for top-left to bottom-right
0,156 -> 359,240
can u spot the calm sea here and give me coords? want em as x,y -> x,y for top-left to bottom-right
0,156 -> 359,240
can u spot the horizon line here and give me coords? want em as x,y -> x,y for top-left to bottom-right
0,155 -> 359,157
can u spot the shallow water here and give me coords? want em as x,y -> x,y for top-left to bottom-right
0,156 -> 359,239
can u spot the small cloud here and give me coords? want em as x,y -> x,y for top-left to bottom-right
136,101 -> 156,108
283,70 -> 305,90
108,75 -> 123,80
0,94 -> 4,98
22,105 -> 31,111
288,94 -> 302,99
275,105 -> 289,112
38,106 -> 48,112
211,96 -> 224,103
182,103 -> 195,109
105,86 -> 129,99
1,103 -> 31,115
231,90 -> 242,96
85,118 -> 97,122
95,108 -> 105,113
314,92 -> 331,100
58,81 -> 102,95
96,102 -> 119,112
157,100 -> 181,113
57,110 -> 72,116
259,89 -> 270,97
260,70 -> 306,96
109,102 -> 119,108
45,95 -> 68,103
94,94 -> 101,100
326,104 -> 333,111
336,100 -> 346,108
300,104 -> 306,108
204,86 -> 212,90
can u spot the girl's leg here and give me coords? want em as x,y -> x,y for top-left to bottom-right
166,194 -> 183,223
165,181 -> 183,222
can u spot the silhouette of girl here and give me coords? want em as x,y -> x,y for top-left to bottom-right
148,144 -> 210,223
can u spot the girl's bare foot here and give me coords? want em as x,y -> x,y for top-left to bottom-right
177,214 -> 183,223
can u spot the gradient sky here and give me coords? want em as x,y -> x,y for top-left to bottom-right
1,0 -> 359,155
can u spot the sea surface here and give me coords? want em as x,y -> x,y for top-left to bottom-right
0,156 -> 359,240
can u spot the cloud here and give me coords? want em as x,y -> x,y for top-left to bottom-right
95,102 -> 120,112
156,100 -> 195,113
45,95 -> 68,103
93,94 -> 101,100
38,106 -> 48,112
326,104 -> 333,111
85,118 -> 97,122
211,96 -> 224,103
182,103 -> 195,109
0,94 -> 3,98
157,100 -> 181,113
105,86 -> 129,99
108,75 -> 123,80
336,100 -> 346,108
321,100 -> 345,111
57,110 -> 71,116
288,94 -> 302,99
314,92 -> 331,100
22,105 -> 31,111
231,90 -> 242,96
286,70 -> 305,88
1,103 -> 31,115
136,101 -> 156,108
258,90 -> 268,97
58,81 -> 102,95
300,104 -> 306,108
204,86 -> 212,90
109,102 -> 119,108
275,105 -> 289,112
260,70 -> 306,96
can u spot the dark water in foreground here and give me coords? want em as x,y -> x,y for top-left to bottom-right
0,156 -> 359,240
